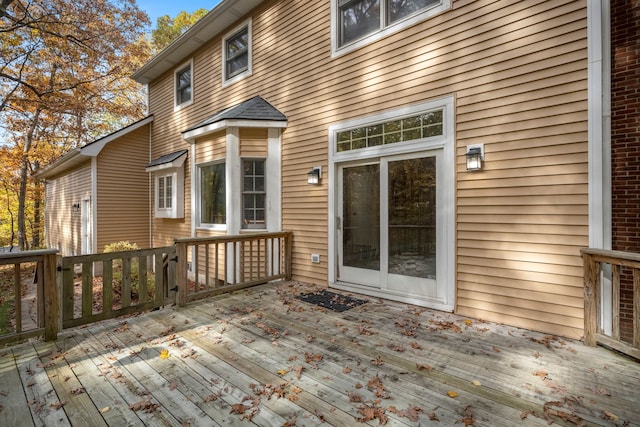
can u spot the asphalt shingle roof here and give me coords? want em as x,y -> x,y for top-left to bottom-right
183,96 -> 286,133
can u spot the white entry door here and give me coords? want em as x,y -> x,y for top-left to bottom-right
337,150 -> 447,305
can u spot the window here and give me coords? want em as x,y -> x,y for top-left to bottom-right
336,109 -> 443,152
242,160 -> 266,229
199,162 -> 226,226
222,20 -> 252,85
158,175 -> 173,210
334,0 -> 449,53
175,61 -> 193,108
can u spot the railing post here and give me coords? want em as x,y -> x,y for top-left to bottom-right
285,232 -> 293,280
176,241 -> 187,307
583,251 -> 600,346
43,252 -> 59,341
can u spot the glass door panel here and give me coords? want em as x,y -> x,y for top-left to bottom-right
388,157 -> 436,279
338,163 -> 380,286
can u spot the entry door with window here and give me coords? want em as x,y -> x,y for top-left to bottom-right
337,152 -> 445,304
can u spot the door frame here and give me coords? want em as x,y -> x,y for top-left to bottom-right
328,95 -> 456,311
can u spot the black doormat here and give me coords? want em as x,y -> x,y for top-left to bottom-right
296,290 -> 367,312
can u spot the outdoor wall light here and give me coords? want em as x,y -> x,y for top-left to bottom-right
466,144 -> 484,171
72,203 -> 80,213
307,166 -> 322,185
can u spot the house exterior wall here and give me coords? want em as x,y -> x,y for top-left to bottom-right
95,125 -> 151,252
43,163 -> 92,256
610,0 -> 640,343
146,0 -> 589,338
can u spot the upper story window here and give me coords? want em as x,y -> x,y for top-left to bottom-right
242,159 -> 266,229
199,162 -> 226,227
333,0 -> 450,55
174,60 -> 193,109
222,20 -> 252,86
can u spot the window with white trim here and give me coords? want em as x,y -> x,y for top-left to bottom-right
334,0 -> 449,54
199,162 -> 226,226
174,60 -> 193,109
153,169 -> 184,218
158,175 -> 173,210
242,159 -> 266,229
222,20 -> 252,85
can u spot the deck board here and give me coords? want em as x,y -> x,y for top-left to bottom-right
1,281 -> 639,426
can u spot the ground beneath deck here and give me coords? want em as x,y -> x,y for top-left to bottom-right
1,281 -> 639,426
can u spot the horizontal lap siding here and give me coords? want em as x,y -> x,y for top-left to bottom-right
147,0 -> 588,336
452,1 -> 588,339
44,164 -> 91,256
95,126 -> 151,251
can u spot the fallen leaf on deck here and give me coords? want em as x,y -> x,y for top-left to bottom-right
601,410 -> 618,422
159,349 -> 170,359
447,390 -> 458,398
277,369 -> 288,376
50,401 -> 67,410
416,363 -> 433,372
464,319 -> 473,326
342,366 -> 352,374
168,380 -> 178,390
492,346 -> 501,353
130,399 -> 159,413
393,405 -> 423,422
532,370 -> 548,379
100,406 -> 110,414
471,380 -> 481,386
356,404 -> 388,424
70,386 -> 85,395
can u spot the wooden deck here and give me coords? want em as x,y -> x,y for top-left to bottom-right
1,281 -> 639,426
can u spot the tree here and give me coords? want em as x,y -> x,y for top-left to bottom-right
152,9 -> 208,52
0,0 -> 151,250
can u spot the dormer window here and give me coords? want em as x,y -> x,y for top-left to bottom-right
222,20 -> 252,86
175,60 -> 193,109
333,0 -> 450,55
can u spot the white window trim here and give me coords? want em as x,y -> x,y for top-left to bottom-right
221,19 -> 252,87
154,169 -> 184,219
174,59 -> 194,111
331,0 -> 451,58
328,95 -> 456,309
196,160 -> 227,231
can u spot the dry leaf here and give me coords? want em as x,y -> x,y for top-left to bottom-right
602,410 -> 618,422
342,366 -> 352,374
532,370 -> 548,380
100,406 -> 111,414
464,319 -> 473,326
471,380 -> 481,386
416,363 -> 433,372
277,369 -> 288,376
159,349 -> 170,359
447,390 -> 458,398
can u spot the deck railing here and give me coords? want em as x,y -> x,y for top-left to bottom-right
581,248 -> 640,360
0,249 -> 58,346
60,246 -> 177,329
175,232 -> 292,305
0,234 -> 291,345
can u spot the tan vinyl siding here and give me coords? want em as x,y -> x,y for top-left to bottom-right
146,0 -> 588,337
44,163 -> 91,256
95,125 -> 151,252
239,128 -> 268,157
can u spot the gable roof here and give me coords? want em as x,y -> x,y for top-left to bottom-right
182,96 -> 287,142
132,0 -> 266,85
36,116 -> 154,180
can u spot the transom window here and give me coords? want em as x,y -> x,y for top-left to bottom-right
223,21 -> 252,84
242,160 -> 266,229
335,0 -> 448,52
158,175 -> 173,210
175,62 -> 193,107
336,109 -> 443,152
200,162 -> 226,225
